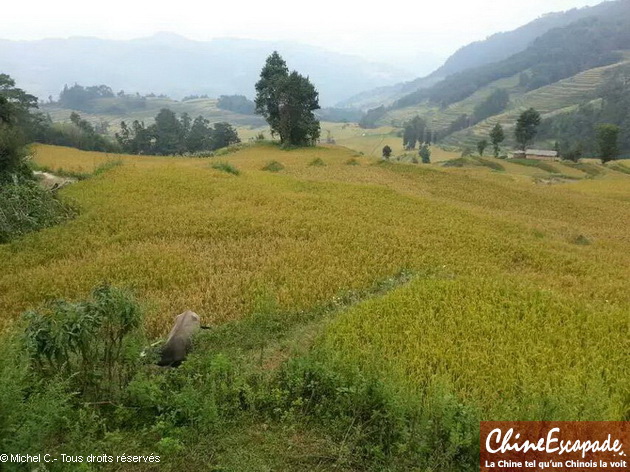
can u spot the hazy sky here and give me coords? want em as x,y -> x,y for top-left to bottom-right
3,0 -> 603,70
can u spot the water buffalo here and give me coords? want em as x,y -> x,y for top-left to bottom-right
157,310 -> 210,367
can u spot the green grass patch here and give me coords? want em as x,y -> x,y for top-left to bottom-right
561,161 -> 603,177
509,158 -> 559,173
0,178 -> 76,243
211,161 -> 240,175
261,160 -> 285,172
474,157 -> 505,171
308,157 -> 326,167
607,162 -> 630,175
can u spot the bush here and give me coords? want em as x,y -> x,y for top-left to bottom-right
308,157 -> 326,167
346,157 -> 360,166
211,162 -> 240,175
262,160 -> 285,172
22,284 -> 144,401
269,356 -> 479,470
0,177 -> 75,243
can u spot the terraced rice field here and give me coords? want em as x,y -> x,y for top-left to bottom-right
1,143 -> 628,420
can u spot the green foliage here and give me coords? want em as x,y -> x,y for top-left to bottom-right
382,145 -> 392,159
211,122 -> 241,150
473,89 -> 509,123
262,160 -> 285,172
0,178 -> 75,243
22,284 -> 144,401
255,51 -> 321,146
596,123 -> 620,163
419,144 -> 431,164
474,157 -> 504,171
211,161 -> 240,175
445,114 -> 471,136
58,84 -> 115,111
489,123 -> 505,157
36,112 -> 120,153
394,10 -> 630,109
217,95 -> 256,115
308,157 -> 326,167
477,139 -> 488,157
509,158 -> 558,173
0,74 -> 38,179
116,109 -> 240,155
402,116 -> 430,150
515,108 -> 541,150
359,105 -> 386,129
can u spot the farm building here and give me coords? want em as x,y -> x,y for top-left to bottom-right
510,149 -> 559,161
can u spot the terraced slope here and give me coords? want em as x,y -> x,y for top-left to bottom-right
380,53 -> 630,150
41,96 -> 266,129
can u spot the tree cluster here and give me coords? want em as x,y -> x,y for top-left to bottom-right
538,64 -> 630,158
255,52 -> 320,146
358,106 -> 387,129
217,95 -> 256,115
58,84 -> 115,110
402,116 -> 431,150
116,109 -> 240,155
0,74 -> 38,180
473,89 -> 509,123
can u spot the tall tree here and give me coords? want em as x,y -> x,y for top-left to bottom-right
419,144 -> 431,164
596,123 -> 620,163
153,108 -> 184,155
0,74 -> 38,179
402,116 -> 427,150
255,52 -> 320,146
477,139 -> 488,157
515,108 -> 541,150
186,116 -> 212,152
211,122 -> 241,149
490,123 -> 505,157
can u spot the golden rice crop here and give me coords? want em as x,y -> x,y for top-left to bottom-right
1,143 -> 628,419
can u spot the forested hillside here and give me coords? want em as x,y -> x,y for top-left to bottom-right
338,0 -> 630,110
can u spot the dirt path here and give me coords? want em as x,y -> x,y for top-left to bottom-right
34,171 -> 76,190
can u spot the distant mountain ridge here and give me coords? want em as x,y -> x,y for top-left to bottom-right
0,34 -> 414,106
338,0 -> 628,110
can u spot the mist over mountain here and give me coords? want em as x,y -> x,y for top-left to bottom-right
339,0 -> 628,110
0,33 -> 414,106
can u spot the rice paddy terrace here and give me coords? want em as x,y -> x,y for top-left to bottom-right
382,52 -> 630,149
1,143 -> 628,424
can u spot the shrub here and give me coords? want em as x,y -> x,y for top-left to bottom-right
22,284 -> 144,401
211,162 -> 240,175
308,157 -> 326,167
262,160 -> 285,172
346,157 -> 360,166
0,177 -> 76,243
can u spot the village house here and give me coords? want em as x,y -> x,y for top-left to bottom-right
510,149 -> 559,161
